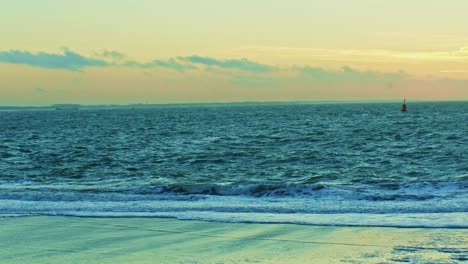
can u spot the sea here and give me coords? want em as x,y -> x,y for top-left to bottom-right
0,101 -> 467,228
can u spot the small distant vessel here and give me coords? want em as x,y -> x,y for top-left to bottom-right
401,99 -> 407,112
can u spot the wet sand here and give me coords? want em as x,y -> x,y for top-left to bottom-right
0,216 -> 466,263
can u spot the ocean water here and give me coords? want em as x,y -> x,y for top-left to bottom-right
0,102 -> 467,227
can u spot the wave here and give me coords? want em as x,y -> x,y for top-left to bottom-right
2,210 -> 466,228
0,181 -> 465,202
0,179 -> 466,204
0,181 -> 466,228
155,181 -> 468,199
0,183 -> 467,228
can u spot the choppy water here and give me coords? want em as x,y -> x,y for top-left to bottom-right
0,102 -> 467,227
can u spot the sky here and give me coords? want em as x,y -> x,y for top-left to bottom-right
1,0 -> 468,105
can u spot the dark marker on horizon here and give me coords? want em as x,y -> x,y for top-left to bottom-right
401,98 -> 407,112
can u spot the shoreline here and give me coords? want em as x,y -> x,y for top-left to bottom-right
1,99 -> 467,111
1,216 -> 466,263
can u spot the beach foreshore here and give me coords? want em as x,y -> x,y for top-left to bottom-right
0,216 -> 466,264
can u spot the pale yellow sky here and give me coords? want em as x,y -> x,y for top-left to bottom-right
1,0 -> 467,105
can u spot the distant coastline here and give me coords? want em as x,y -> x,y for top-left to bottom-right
0,99 -> 467,111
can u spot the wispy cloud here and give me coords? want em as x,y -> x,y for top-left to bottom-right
0,50 -> 108,70
299,66 -> 406,83
179,55 -> 277,73
0,49 -> 409,87
35,87 -> 47,93
122,55 -> 275,73
231,75 -> 280,87
95,50 -> 125,60
237,46 -> 468,62
124,58 -> 197,72
439,70 -> 468,73
0,49 -> 197,72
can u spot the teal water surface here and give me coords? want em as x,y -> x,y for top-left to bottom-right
0,102 -> 466,227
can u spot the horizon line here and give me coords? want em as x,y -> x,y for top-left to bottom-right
1,98 -> 467,108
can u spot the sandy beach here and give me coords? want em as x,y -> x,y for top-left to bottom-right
1,216 -> 466,264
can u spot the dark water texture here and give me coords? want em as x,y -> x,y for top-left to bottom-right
0,102 -> 467,226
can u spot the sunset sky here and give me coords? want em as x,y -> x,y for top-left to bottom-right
1,0 -> 468,105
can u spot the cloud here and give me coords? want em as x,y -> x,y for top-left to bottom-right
237,45 -> 468,62
439,70 -> 468,73
96,50 -> 125,60
35,87 -> 47,93
124,58 -> 197,72
126,55 -> 275,73
299,66 -> 406,84
0,49 -> 409,88
180,55 -> 277,73
231,75 -> 280,87
0,50 -> 108,70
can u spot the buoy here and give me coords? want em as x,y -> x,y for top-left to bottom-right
401,98 -> 407,111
